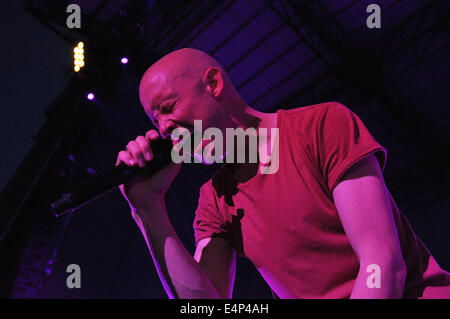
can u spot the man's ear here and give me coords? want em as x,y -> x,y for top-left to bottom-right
203,67 -> 224,98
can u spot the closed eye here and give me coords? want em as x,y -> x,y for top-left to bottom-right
160,102 -> 174,114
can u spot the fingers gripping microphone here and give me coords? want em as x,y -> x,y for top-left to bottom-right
50,138 -> 173,218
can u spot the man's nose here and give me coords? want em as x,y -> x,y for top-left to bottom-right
159,119 -> 177,139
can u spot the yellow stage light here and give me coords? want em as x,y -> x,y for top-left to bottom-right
73,42 -> 85,72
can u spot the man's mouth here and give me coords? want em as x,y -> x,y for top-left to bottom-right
169,123 -> 219,163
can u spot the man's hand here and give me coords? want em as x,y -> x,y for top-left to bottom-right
115,129 -> 181,212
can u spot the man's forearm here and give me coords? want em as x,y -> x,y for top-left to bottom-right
133,197 -> 221,299
350,259 -> 406,299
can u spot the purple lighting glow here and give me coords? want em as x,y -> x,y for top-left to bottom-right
87,93 -> 94,100
121,57 -> 128,64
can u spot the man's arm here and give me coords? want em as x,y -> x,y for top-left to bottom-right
332,154 -> 407,299
134,196 -> 236,299
194,237 -> 236,298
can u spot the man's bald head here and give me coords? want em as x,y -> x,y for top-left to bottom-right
139,48 -> 234,100
138,48 -> 248,140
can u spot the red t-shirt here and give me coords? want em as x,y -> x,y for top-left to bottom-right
193,102 -> 450,298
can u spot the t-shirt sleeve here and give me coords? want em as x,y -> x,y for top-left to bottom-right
192,181 -> 229,245
317,102 -> 387,192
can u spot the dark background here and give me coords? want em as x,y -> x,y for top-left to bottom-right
0,0 -> 449,298
0,1 -> 70,192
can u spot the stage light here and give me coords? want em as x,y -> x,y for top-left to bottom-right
121,57 -> 128,64
73,41 -> 85,72
87,93 -> 94,100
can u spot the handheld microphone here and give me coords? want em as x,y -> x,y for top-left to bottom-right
50,137 -> 173,218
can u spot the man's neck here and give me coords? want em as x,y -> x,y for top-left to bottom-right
244,107 -> 278,130
227,104 -> 277,131
224,106 -> 279,183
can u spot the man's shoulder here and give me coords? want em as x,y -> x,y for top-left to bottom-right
280,101 -> 347,117
279,101 -> 348,130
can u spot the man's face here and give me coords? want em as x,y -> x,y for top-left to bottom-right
139,69 -> 227,161
140,72 -> 194,137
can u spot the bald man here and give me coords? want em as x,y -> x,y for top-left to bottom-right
115,48 -> 450,299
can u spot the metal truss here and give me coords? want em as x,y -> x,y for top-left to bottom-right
370,1 -> 450,79
23,0 -> 124,44
11,216 -> 71,298
24,0 -> 228,77
266,0 -> 450,209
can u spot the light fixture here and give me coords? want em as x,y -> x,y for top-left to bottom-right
73,41 -> 85,72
